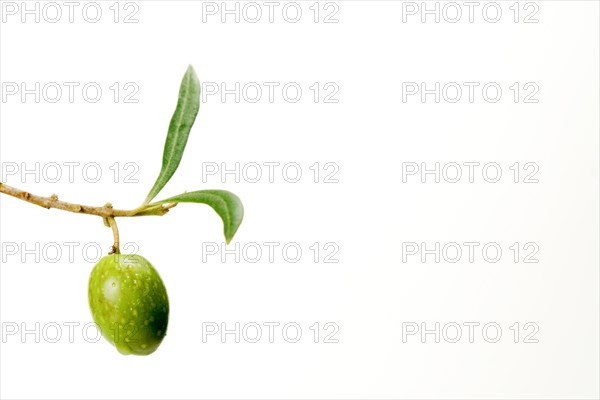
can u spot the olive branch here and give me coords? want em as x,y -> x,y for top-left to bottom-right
0,66 -> 244,253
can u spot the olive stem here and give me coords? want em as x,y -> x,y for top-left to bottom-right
106,216 -> 120,255
0,182 -> 175,218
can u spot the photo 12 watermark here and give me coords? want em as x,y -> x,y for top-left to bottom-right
401,162 -> 539,184
401,321 -> 540,343
202,321 -> 340,343
1,161 -> 140,184
200,161 -> 340,184
401,242 -> 540,263
401,82 -> 539,103
201,81 -> 340,104
200,1 -> 340,24
1,1 -> 140,24
202,241 -> 340,264
400,2 -> 539,24
1,81 -> 140,104
1,241 -> 141,264
2,321 -> 105,344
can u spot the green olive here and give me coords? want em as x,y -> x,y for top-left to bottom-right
88,254 -> 169,355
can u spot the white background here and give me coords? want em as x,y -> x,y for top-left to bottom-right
0,1 -> 599,399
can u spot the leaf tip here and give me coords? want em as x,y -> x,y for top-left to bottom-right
186,64 -> 199,82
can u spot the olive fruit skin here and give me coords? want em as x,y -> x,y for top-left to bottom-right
88,254 -> 169,355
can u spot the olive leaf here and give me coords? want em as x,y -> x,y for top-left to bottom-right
143,65 -> 201,205
149,190 -> 244,244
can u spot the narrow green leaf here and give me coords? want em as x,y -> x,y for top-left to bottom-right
149,190 -> 243,244
144,65 -> 201,204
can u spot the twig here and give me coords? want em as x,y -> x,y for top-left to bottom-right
106,216 -> 120,254
0,182 -> 173,218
